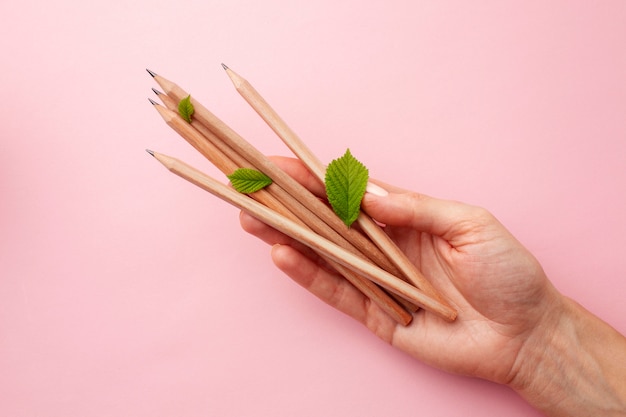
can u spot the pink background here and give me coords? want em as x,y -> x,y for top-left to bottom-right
1,1 -> 625,416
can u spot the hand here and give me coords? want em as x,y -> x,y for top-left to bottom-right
240,156 -> 561,384
239,157 -> 626,416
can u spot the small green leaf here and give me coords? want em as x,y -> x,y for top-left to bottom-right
178,95 -> 194,123
227,168 -> 273,194
324,149 -> 369,227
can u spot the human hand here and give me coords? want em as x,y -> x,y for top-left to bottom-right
239,156 -> 563,385
240,157 -> 626,416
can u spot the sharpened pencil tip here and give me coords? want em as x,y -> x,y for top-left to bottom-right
146,68 -> 157,77
146,149 -> 155,157
221,63 -> 229,70
151,87 -> 162,96
148,98 -> 159,106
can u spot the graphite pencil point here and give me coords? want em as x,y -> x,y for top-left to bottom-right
221,63 -> 229,70
151,87 -> 162,96
145,149 -> 155,157
148,98 -> 159,106
146,68 -> 157,77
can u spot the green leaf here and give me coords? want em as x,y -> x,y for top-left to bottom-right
227,168 -> 273,194
324,149 -> 369,227
178,95 -> 194,123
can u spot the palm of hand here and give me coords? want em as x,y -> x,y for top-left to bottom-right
384,215 -> 555,384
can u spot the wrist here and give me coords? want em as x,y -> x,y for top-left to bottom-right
509,296 -> 626,416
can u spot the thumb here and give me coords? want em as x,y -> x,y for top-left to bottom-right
361,184 -> 477,240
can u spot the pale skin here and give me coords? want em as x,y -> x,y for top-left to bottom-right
239,157 -> 626,417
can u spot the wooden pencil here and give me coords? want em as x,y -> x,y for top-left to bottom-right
150,93 -> 413,325
221,65 -> 451,307
148,150 -> 457,322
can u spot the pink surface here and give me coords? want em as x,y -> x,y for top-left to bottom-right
1,1 -> 625,415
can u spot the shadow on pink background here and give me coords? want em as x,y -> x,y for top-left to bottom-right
1,1 -> 624,416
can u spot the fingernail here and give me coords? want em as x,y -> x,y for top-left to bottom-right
366,182 -> 388,197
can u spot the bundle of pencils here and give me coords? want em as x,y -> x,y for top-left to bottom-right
146,65 -> 456,325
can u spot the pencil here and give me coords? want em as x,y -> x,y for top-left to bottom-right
221,64 -> 450,307
148,150 -> 457,322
